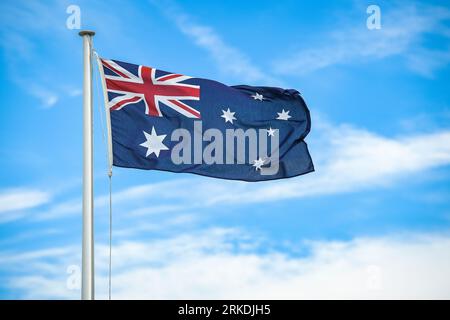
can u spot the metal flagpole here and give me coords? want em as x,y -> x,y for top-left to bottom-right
79,30 -> 95,300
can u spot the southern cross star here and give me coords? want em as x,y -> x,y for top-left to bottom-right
267,127 -> 277,137
253,157 -> 266,171
276,109 -> 291,120
251,92 -> 264,101
221,108 -> 237,124
140,126 -> 169,157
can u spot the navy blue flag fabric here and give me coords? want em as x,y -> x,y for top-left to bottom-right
98,58 -> 314,181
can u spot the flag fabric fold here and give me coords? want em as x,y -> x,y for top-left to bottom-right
98,57 -> 314,182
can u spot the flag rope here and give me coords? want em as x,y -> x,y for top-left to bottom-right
92,49 -> 114,300
108,172 -> 112,300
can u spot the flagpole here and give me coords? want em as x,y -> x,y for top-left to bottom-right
79,30 -> 95,300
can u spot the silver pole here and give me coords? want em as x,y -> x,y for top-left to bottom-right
79,30 -> 95,300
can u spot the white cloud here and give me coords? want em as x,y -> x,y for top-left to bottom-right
103,123 -> 450,207
0,189 -> 50,222
274,4 -> 450,76
114,213 -> 198,238
34,198 -> 81,221
151,0 -> 281,85
183,125 -> 450,206
0,1 -> 83,108
29,85 -> 59,108
4,228 -> 450,299
0,228 -> 63,247
31,119 -> 450,221
68,88 -> 82,97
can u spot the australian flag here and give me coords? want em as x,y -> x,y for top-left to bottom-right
98,58 -> 314,181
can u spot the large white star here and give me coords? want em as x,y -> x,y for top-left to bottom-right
251,92 -> 264,101
267,127 -> 277,137
252,157 -> 266,171
221,108 -> 237,124
139,126 -> 169,157
276,109 -> 292,120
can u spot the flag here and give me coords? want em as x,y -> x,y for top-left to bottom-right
98,58 -> 314,181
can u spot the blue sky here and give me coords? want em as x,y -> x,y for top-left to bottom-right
1,0 -> 450,299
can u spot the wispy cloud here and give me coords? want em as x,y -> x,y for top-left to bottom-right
28,85 -> 59,108
273,4 -> 450,76
0,1 -> 79,108
0,189 -> 50,222
136,125 -> 450,206
150,0 -> 281,85
4,228 -> 450,299
30,118 -> 450,222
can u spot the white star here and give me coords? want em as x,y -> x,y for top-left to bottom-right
139,126 -> 169,157
267,127 -> 277,137
252,157 -> 266,171
221,108 -> 236,124
251,92 -> 264,101
276,109 -> 292,120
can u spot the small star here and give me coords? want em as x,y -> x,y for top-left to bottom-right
253,157 -> 266,171
267,127 -> 277,137
251,92 -> 264,101
221,108 -> 236,124
140,126 -> 169,157
276,109 -> 291,120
